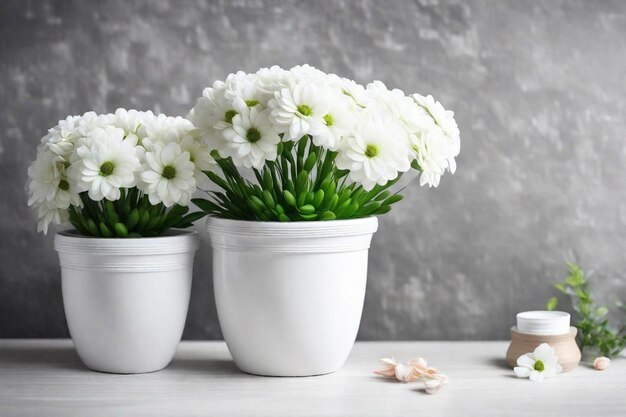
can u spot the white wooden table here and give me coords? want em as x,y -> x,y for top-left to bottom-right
0,340 -> 624,416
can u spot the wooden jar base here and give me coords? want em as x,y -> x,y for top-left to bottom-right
506,327 -> 581,372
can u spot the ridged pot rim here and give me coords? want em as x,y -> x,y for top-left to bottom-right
206,216 -> 379,238
54,228 -> 199,255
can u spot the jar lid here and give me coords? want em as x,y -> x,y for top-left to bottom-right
516,311 -> 571,335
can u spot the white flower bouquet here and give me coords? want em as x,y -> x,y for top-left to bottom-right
27,110 -> 212,236
189,65 -> 460,221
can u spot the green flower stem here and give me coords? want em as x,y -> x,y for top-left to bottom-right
199,135 -> 406,222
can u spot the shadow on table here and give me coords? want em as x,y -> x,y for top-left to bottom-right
167,358 -> 242,375
0,344 -> 88,372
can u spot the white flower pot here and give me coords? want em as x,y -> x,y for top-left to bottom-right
207,217 -> 378,376
54,229 -> 199,374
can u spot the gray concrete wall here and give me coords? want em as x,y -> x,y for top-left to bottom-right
1,0 -> 625,340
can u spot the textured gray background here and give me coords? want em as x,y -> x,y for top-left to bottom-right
1,0 -> 625,340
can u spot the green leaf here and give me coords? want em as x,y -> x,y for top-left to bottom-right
295,170 -> 308,195
312,190 -> 324,208
192,199 -> 218,213
175,211 -> 207,227
86,218 -> 99,237
126,209 -> 140,230
320,211 -> 336,221
546,297 -> 558,311
283,190 -> 296,206
304,152 -> 317,172
114,223 -> 128,238
136,209 -> 150,232
262,190 -> 275,209
99,222 -> 113,238
298,204 -> 315,215
299,213 -> 317,220
278,213 -> 290,222
383,194 -> 404,206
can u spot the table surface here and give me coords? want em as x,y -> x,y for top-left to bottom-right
0,340 -> 624,417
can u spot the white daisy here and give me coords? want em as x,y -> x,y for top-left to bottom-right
255,65 -> 290,96
27,151 -> 80,209
140,141 -> 196,207
410,127 -> 451,188
222,106 -> 280,169
224,71 -> 271,107
310,92 -> 356,151
336,110 -> 411,190
36,201 -> 69,235
112,108 -> 144,136
188,85 -> 247,152
268,82 -> 329,141
367,81 -> 433,134
412,93 -> 460,150
514,343 -> 563,382
75,126 -> 141,201
179,133 -> 215,185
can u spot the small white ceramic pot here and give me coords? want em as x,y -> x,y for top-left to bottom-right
207,217 -> 378,377
54,229 -> 199,374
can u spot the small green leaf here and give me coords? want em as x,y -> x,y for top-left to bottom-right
304,152 -> 317,172
295,170 -> 308,194
383,194 -> 404,206
127,209 -> 140,230
313,190 -> 324,207
278,213 -> 290,222
320,211 -> 336,221
298,204 -> 315,215
546,297 -> 558,311
262,190 -> 275,209
99,222 -> 113,238
283,190 -> 296,206
114,223 -> 128,238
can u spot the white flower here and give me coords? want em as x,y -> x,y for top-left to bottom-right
188,85 -> 245,152
140,141 -> 196,207
113,108 -> 144,136
36,201 -> 69,235
75,126 -> 141,201
336,110 -> 411,190
222,106 -> 280,169
139,114 -> 193,146
255,65 -> 290,95
410,127 -> 451,188
268,82 -> 329,141
514,343 -> 563,382
224,71 -> 271,107
179,133 -> 215,185
367,81 -> 434,134
412,94 -> 460,143
27,151 -> 80,209
309,92 -> 356,151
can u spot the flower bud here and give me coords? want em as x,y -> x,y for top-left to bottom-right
593,356 -> 611,371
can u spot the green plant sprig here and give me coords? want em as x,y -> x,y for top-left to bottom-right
546,263 -> 626,358
194,135 -> 405,221
67,188 -> 207,238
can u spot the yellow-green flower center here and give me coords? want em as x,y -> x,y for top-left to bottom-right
58,179 -> 69,191
162,165 -> 177,179
297,104 -> 312,116
534,360 -> 545,372
365,144 -> 379,158
99,161 -> 115,176
323,113 -> 333,126
245,99 -> 259,108
224,109 -> 237,124
246,127 -> 262,143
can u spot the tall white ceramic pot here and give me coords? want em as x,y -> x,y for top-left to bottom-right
207,217 -> 378,376
54,229 -> 199,374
